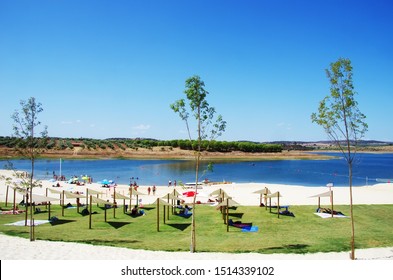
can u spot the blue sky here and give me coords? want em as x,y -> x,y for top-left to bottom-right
1,0 -> 392,142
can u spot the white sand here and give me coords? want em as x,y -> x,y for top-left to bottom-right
1,169 -> 393,260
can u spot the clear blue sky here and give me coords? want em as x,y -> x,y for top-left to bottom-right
1,0 -> 392,142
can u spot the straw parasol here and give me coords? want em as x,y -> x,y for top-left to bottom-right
31,194 -> 60,220
310,189 -> 334,217
253,187 -> 271,206
265,191 -> 282,218
217,198 -> 240,232
88,196 -> 116,228
151,198 -> 171,232
113,191 -> 130,214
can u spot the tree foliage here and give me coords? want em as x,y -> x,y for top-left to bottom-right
11,97 -> 48,241
171,75 -> 226,253
311,58 -> 368,260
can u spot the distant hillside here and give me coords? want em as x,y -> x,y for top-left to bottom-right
1,136 -> 392,160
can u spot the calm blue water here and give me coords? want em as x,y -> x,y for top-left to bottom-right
1,153 -> 393,187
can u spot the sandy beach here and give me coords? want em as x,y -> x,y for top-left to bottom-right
1,169 -> 393,261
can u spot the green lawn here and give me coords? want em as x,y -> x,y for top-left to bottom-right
1,203 -> 392,255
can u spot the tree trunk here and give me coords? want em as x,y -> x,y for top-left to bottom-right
30,157 -> 35,241
349,162 -> 355,260
190,153 -> 200,253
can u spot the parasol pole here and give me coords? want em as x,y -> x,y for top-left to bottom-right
277,191 -> 280,218
61,190 -> 65,217
45,188 -> 48,209
89,195 -> 92,229
5,185 -> 9,207
48,202 -> 51,221
226,199 -> 229,232
331,190 -> 334,218
156,198 -> 160,232
113,186 -> 116,218
13,187 -> 16,214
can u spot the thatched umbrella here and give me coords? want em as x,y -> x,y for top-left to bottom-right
63,191 -> 86,213
86,188 -> 104,206
128,188 -> 145,207
310,190 -> 334,217
151,198 -> 171,232
47,188 -> 64,216
31,194 -> 59,221
161,192 -> 180,218
9,186 -> 25,214
265,191 -> 282,218
209,189 -> 232,213
113,191 -> 130,214
89,196 -> 115,228
216,198 -> 240,232
253,187 -> 271,206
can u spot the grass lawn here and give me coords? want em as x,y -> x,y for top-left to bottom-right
1,202 -> 392,255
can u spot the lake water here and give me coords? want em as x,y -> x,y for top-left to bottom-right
1,152 -> 393,187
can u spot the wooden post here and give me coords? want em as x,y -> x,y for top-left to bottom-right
277,192 -> 280,218
86,189 -> 89,206
48,202 -> 51,220
269,197 -> 272,213
167,194 -> 170,220
156,199 -> 160,232
89,195 -> 92,229
172,189 -> 176,215
264,187 -> 268,206
113,187 -> 116,219
226,199 -> 229,232
25,195 -> 28,226
331,190 -> 334,218
13,188 -> 16,214
163,204 -> 166,224
5,185 -> 9,207
104,206 -> 107,222
61,190 -> 65,217
129,187 -> 133,208
45,188 -> 48,209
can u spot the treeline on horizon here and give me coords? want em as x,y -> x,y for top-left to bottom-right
0,136 -> 283,153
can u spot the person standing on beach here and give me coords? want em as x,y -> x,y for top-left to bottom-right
152,185 -> 156,195
147,186 -> 151,195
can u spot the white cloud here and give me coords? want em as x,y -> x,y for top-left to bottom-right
277,122 -> 292,130
133,124 -> 151,131
132,124 -> 151,135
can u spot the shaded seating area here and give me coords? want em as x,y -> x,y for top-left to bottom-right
265,191 -> 295,218
215,198 -> 258,232
253,187 -> 271,206
310,189 -> 345,218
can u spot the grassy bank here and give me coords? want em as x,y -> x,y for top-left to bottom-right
1,203 -> 392,254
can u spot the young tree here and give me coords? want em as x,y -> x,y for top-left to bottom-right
171,75 -> 226,253
311,58 -> 368,260
12,97 -> 48,241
